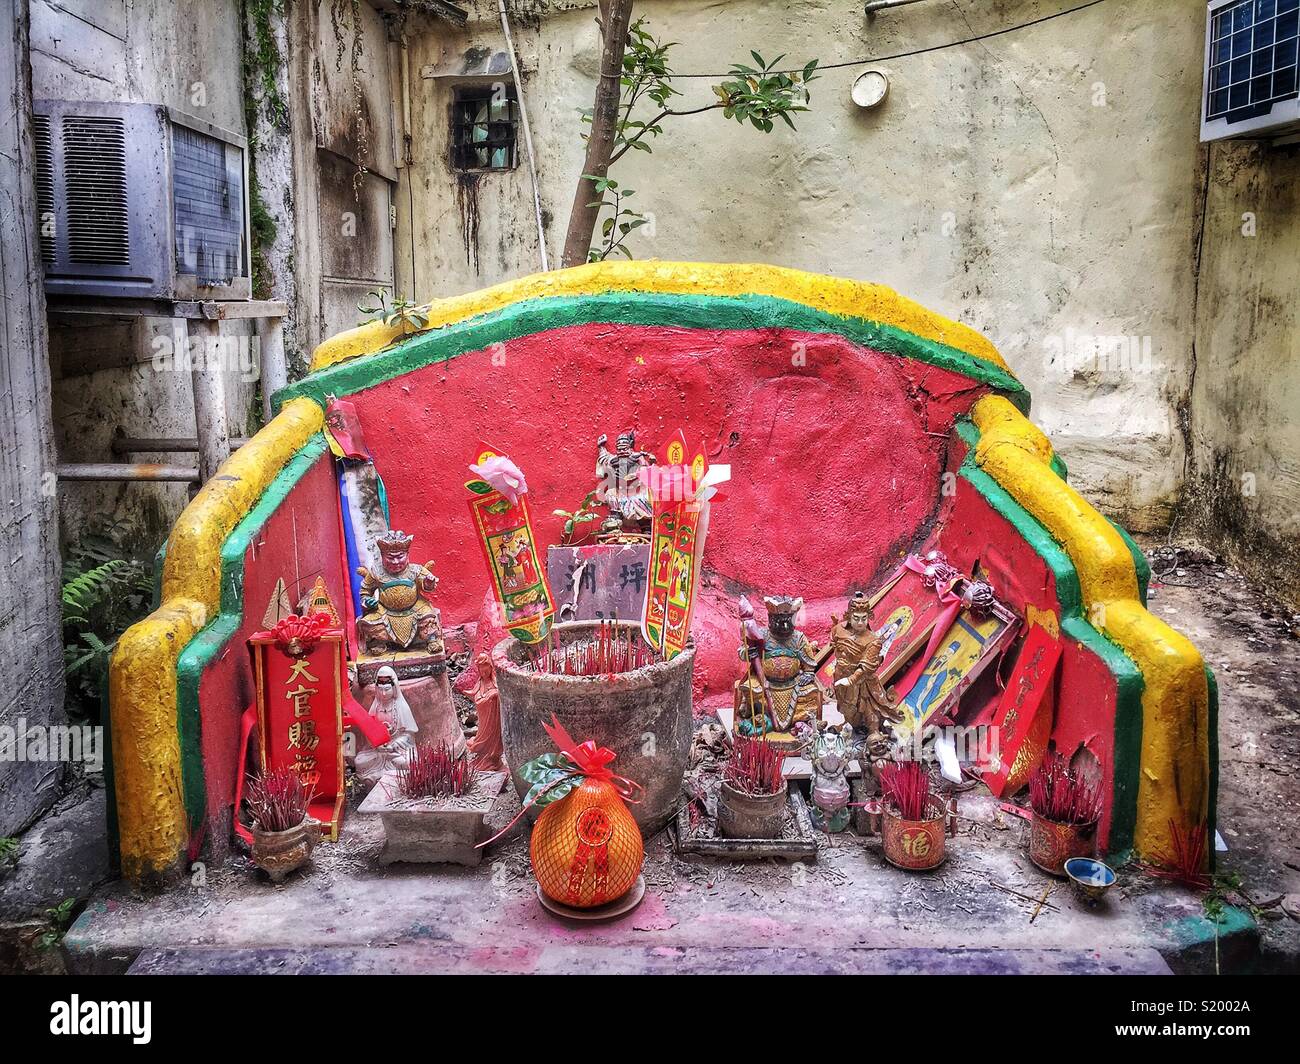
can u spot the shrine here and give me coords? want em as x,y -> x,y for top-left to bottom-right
29,254 -> 1235,991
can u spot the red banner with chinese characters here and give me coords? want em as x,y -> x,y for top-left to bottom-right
981,623 -> 1062,797
642,431 -> 715,659
249,627 -> 347,839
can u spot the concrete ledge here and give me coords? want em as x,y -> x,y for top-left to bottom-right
126,944 -> 1174,975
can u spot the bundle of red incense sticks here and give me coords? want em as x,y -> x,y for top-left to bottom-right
526,620 -> 660,676
879,759 -> 933,821
1028,750 -> 1101,825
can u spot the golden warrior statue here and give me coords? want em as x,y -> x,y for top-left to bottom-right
829,591 -> 902,740
356,530 -> 444,658
595,430 -> 656,539
734,595 -> 824,745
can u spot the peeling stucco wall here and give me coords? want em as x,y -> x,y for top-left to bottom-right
31,0 -> 258,546
31,0 -> 395,545
1190,141 -> 1300,605
397,0 -> 1210,534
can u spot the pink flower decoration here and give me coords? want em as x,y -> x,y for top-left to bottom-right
470,454 -> 528,504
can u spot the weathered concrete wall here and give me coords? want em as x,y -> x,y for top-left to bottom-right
1,0 -> 66,835
1190,141 -> 1300,605
397,0 -> 1208,533
285,0 -> 398,358
31,0 -> 258,545
30,0 -> 397,545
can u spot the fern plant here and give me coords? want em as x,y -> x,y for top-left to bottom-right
61,519 -> 154,722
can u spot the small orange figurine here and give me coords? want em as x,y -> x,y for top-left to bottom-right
465,652 -> 504,772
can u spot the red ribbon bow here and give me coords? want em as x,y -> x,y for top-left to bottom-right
476,716 -> 643,850
543,717 -> 618,782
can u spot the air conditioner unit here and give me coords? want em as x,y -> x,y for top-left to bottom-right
1202,0 -> 1300,142
33,101 -> 251,300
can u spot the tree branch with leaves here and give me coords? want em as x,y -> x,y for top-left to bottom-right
561,10 -> 819,267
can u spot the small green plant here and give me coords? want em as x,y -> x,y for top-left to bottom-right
0,836 -> 17,876
553,491 -> 605,544
357,290 -> 429,332
584,176 -> 648,262
61,518 -> 154,722
38,898 -> 77,951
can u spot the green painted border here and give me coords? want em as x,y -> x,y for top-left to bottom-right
174,435 -> 331,828
275,292 -> 1029,412
1045,447 -> 1150,603
1108,519 -> 1151,604
955,419 -> 1145,858
1206,665 -> 1220,872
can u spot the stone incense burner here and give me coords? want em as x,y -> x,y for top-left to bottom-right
493,620 -> 694,834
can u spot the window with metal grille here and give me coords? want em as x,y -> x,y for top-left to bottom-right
450,85 -> 518,171
1207,0 -> 1300,124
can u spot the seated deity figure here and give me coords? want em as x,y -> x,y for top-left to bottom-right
594,430 -> 656,539
354,665 -> 419,783
734,595 -> 824,746
829,591 -> 903,741
356,530 -> 444,658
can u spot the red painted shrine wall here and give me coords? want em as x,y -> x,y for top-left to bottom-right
341,321 -> 990,698
933,443 -> 1125,850
195,449 -> 349,838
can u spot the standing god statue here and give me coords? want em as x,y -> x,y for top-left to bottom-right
829,591 -> 902,740
595,430 -> 656,538
356,530 -> 445,658
734,595 -> 824,743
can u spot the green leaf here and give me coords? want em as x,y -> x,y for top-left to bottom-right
465,479 -> 493,495
518,753 -> 579,808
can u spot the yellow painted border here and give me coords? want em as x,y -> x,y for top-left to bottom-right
109,397 -> 324,881
108,599 -> 205,883
163,398 -> 324,611
972,396 -> 1211,854
311,261 -> 1009,374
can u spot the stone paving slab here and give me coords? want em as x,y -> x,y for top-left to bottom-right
126,944 -> 1173,975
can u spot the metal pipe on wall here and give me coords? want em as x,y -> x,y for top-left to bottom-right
58,464 -> 199,483
864,0 -> 931,11
499,0 -> 550,272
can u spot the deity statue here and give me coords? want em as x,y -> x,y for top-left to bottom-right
594,430 -> 656,539
806,722 -> 855,832
829,591 -> 903,741
858,728 -> 894,797
356,530 -> 444,658
733,595 -> 824,745
354,665 -> 419,783
465,652 -> 504,772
